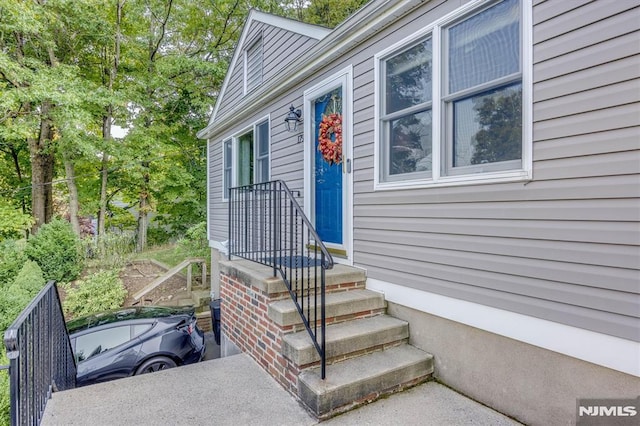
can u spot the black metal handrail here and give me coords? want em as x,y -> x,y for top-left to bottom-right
3,281 -> 76,426
229,180 -> 334,379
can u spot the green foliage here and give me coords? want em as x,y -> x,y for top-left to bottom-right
0,239 -> 27,289
302,0 -> 369,27
1,261 -> 46,342
175,222 -> 209,275
9,260 -> 46,297
24,219 -> 84,283
147,227 -> 172,247
0,350 -> 8,426
62,270 -> 126,319
84,232 -> 136,270
0,201 -> 32,242
177,222 -> 208,257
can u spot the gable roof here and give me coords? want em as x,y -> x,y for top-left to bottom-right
197,0 -> 422,140
206,9 -> 331,127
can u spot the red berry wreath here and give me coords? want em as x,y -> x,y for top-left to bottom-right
318,113 -> 342,165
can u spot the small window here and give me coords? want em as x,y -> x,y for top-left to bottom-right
74,326 -> 131,363
244,37 -> 263,94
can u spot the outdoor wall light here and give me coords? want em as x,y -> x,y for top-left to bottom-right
284,105 -> 302,133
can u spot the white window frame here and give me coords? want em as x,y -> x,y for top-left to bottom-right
222,139 -> 232,201
374,0 -> 532,190
221,116 -> 271,201
243,35 -> 263,95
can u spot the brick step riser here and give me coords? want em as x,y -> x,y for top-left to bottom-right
265,280 -> 366,300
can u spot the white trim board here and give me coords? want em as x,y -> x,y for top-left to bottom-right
367,278 -> 640,377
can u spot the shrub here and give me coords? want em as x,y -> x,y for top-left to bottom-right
24,219 -> 83,283
0,240 -> 27,289
176,222 -> 209,276
9,260 -> 46,298
63,270 -> 126,319
147,226 -> 171,247
0,201 -> 32,242
84,232 -> 136,270
0,261 -> 45,335
177,222 -> 208,258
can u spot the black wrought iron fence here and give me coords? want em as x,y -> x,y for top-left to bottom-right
3,281 -> 76,426
229,180 -> 334,379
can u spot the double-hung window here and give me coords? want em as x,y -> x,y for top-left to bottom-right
376,0 -> 529,188
222,119 -> 270,200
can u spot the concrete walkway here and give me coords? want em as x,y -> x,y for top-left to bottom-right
42,351 -> 520,426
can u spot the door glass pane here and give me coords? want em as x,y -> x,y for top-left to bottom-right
385,38 -> 432,114
237,132 -> 253,186
452,83 -> 522,168
74,326 -> 131,362
448,0 -> 520,94
388,110 -> 432,176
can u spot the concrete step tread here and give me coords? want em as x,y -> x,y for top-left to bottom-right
298,344 -> 433,416
283,315 -> 409,365
268,289 -> 386,327
220,259 -> 366,296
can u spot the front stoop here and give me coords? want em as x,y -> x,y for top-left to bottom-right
220,259 -> 433,420
268,286 -> 433,419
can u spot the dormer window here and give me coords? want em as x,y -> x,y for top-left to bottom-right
244,37 -> 263,94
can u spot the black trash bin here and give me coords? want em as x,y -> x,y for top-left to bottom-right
210,299 -> 221,345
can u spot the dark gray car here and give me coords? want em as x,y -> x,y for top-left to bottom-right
67,306 -> 205,387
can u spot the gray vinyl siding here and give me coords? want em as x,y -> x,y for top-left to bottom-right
216,21 -> 321,119
208,140 -> 225,241
347,0 -> 640,342
207,0 -> 640,342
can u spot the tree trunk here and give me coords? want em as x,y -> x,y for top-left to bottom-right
98,115 -> 111,237
29,102 -> 55,234
98,0 -> 124,239
63,150 -> 81,236
136,163 -> 150,252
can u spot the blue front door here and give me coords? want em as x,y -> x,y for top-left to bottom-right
313,87 -> 343,245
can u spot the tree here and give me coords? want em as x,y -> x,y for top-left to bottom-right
0,0 -> 368,247
471,87 -> 522,165
302,0 -> 369,27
